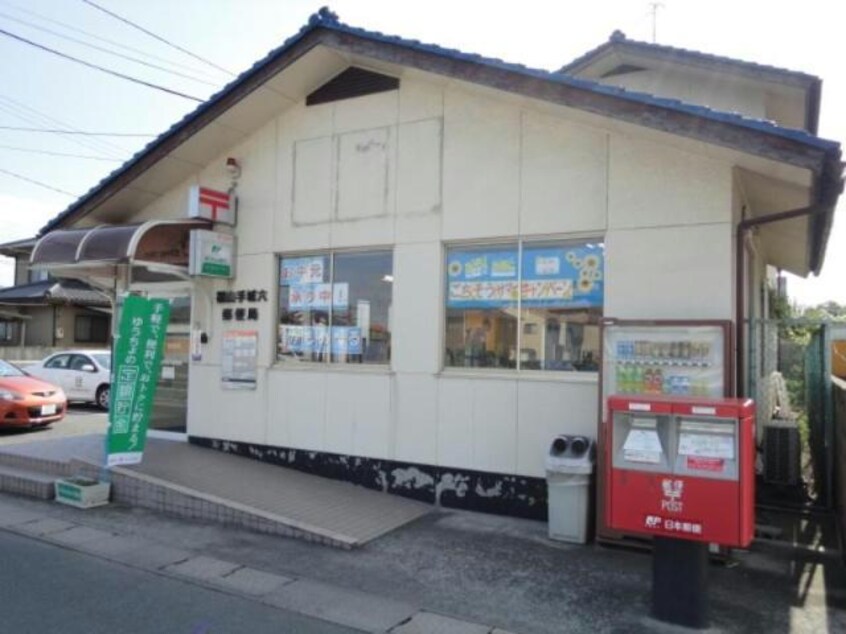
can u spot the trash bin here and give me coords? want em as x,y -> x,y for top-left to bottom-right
546,434 -> 595,544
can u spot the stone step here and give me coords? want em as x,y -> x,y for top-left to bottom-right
0,451 -> 71,477
0,464 -> 57,500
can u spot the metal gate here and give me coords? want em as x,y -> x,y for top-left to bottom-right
747,319 -> 834,510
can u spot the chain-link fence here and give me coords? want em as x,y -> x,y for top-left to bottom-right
747,319 -> 834,510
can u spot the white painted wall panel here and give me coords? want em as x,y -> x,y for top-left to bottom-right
520,112 -> 608,236
516,380 -> 599,477
396,118 -> 442,218
332,90 -> 399,133
324,373 -> 392,459
442,89 -> 520,240
391,243 -> 441,374
437,377 -> 474,469
608,134 -> 732,229
324,372 -> 357,455
471,379 -> 518,474
604,223 -> 733,319
227,121 -> 276,255
351,374 -> 392,459
394,373 -> 438,464
292,136 -> 333,225
398,77 -> 443,123
336,127 -> 391,220
187,364 -> 267,444
270,370 -> 326,451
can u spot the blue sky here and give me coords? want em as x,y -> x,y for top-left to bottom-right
0,0 -> 843,305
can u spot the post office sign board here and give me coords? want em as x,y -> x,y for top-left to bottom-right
190,230 -> 236,279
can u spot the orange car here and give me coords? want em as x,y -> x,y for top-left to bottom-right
0,360 -> 67,429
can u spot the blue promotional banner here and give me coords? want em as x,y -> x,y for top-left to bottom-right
447,245 -> 603,308
279,325 -> 363,355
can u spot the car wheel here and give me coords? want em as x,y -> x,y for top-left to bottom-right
96,385 -> 110,411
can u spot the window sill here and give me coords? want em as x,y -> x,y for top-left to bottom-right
270,361 -> 394,376
439,368 -> 599,383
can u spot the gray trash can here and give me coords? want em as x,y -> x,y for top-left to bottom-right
546,435 -> 595,544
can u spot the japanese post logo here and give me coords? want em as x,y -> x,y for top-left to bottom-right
660,478 -> 684,513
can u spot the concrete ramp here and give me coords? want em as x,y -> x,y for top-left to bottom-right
0,434 -> 430,548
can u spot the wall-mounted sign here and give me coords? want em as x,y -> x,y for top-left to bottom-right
221,330 -> 258,390
188,185 -> 237,226
446,245 -> 603,309
190,230 -> 236,278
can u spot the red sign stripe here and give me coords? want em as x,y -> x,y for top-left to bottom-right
199,188 -> 230,203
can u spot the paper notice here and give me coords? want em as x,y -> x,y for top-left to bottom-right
622,428 -> 663,464
678,433 -> 735,460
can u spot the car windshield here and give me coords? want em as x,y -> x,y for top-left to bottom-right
92,353 -> 111,369
0,360 -> 25,377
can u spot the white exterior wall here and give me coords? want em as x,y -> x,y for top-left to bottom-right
136,74 -> 735,479
602,68 -> 767,121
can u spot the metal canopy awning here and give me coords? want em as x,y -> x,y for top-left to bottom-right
30,219 -> 209,290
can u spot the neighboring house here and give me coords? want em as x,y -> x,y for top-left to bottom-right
0,238 -> 111,354
26,10 -> 843,518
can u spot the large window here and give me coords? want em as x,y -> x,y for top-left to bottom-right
0,321 -> 18,343
445,240 -> 603,372
277,251 -> 393,365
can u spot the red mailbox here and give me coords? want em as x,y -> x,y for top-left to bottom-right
606,395 -> 755,548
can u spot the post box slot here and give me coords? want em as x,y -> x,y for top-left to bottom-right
673,417 -> 738,481
612,412 -> 673,472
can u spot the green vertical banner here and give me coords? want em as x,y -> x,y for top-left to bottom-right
106,295 -> 171,467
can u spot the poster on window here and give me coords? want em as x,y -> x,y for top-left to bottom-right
281,257 -> 326,285
446,245 -> 603,308
288,283 -> 349,310
221,330 -> 258,390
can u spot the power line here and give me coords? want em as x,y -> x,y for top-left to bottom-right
0,143 -> 121,161
0,27 -> 204,102
0,0 -> 226,81
0,166 -> 78,196
0,9 -> 221,87
0,94 -> 128,158
81,0 -> 235,77
0,125 -> 155,137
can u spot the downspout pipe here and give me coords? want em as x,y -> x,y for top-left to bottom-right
734,175 -> 840,395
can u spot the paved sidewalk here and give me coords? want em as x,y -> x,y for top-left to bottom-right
0,493 -> 510,634
1,491 -> 845,633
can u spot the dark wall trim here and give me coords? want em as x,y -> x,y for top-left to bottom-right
190,436 -> 549,521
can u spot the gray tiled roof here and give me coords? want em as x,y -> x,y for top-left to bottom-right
0,280 -> 110,307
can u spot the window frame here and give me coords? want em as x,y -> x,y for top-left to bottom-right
442,236 -> 605,376
275,247 -> 394,368
74,313 -> 110,344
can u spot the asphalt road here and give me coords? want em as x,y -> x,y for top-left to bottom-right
0,530 -> 361,634
0,403 -> 108,446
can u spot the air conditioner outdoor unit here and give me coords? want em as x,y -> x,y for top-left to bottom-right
763,420 -> 801,486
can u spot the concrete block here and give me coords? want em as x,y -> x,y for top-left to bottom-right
264,579 -> 415,632
164,555 -> 240,581
212,567 -> 293,597
390,611 -> 491,634
13,517 -> 76,537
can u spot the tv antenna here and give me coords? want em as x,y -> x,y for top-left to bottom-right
649,2 -> 665,43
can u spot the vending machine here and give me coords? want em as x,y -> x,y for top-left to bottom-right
605,395 -> 755,547
597,319 -> 734,544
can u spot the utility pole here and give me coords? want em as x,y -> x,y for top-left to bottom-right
649,2 -> 665,43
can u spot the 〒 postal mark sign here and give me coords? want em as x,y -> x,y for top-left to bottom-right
106,295 -> 171,467
187,185 -> 237,225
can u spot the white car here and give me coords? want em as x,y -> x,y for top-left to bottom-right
28,350 -> 111,410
